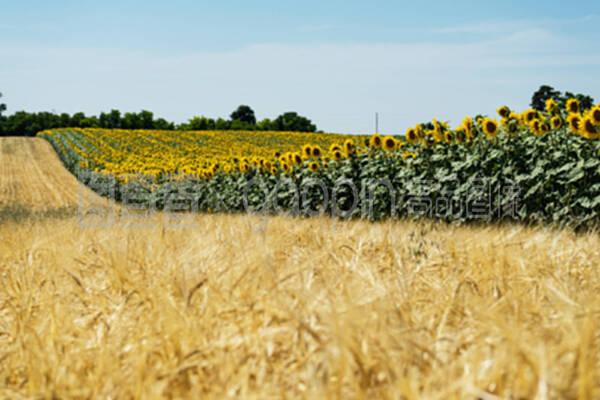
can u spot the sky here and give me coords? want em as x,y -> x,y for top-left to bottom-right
1,0 -> 600,133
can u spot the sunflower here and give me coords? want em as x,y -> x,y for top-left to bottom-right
497,106 -> 511,119
551,116 -> 563,130
311,145 -> 322,158
522,109 -> 538,124
529,119 -> 542,136
406,128 -> 418,144
293,153 -> 303,165
462,116 -> 473,133
369,134 -> 382,148
329,144 -> 342,153
566,98 -> 580,114
344,139 -> 355,155
308,161 -> 319,172
383,136 -> 396,151
332,150 -> 343,161
302,144 -> 312,158
482,118 -> 499,138
402,151 -> 417,160
580,116 -> 599,139
444,131 -> 454,144
540,121 -> 551,135
281,162 -> 290,173
545,98 -> 559,113
240,163 -> 250,173
270,166 -> 278,175
455,128 -> 466,143
424,132 -> 436,146
567,114 -> 582,133
590,107 -> 600,125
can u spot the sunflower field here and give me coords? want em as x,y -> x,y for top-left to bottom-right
39,99 -> 600,229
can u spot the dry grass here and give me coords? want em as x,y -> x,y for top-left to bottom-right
1,137 -> 599,399
1,214 -> 599,399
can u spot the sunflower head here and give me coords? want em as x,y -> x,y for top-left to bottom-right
482,118 -> 499,138
383,136 -> 397,151
590,107 -> 600,125
302,144 -> 312,158
402,151 -> 417,160
581,116 -> 599,139
332,150 -> 343,161
406,128 -> 418,144
529,119 -> 542,136
444,131 -> 454,144
281,162 -> 290,173
566,98 -> 580,114
308,161 -> 319,172
329,144 -> 342,153
344,139 -> 355,155
369,134 -> 382,148
240,163 -> 250,173
497,106 -> 511,119
545,98 -> 559,113
293,153 -> 303,165
567,114 -> 582,133
551,116 -> 563,130
462,116 -> 473,132
311,145 -> 322,158
523,109 -> 538,124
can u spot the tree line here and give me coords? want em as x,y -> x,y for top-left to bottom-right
0,96 -> 317,136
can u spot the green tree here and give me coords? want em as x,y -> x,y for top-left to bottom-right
531,85 -> 561,111
0,92 -> 6,117
272,112 -> 316,132
230,105 -> 256,125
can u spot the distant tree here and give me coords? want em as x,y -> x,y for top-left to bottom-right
0,92 -> 6,117
230,105 -> 256,125
563,91 -> 595,111
214,118 -> 230,130
271,112 -> 316,132
256,118 -> 273,131
180,116 -> 216,130
531,85 -> 561,111
531,85 -> 595,112
138,110 -> 154,129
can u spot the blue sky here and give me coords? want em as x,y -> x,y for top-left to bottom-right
1,0 -> 600,133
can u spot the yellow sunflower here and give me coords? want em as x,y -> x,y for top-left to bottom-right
344,139 -> 356,155
566,98 -> 580,114
329,144 -> 342,153
311,145 -> 322,158
590,107 -> 600,125
497,106 -> 511,119
302,144 -> 312,158
551,116 -> 563,130
402,151 -> 417,160
522,109 -> 538,124
567,114 -> 582,133
308,161 -> 319,172
369,134 -> 382,148
529,119 -> 542,136
580,116 -> 599,139
383,136 -> 397,151
406,128 -> 418,144
545,98 -> 559,113
482,118 -> 499,138
332,150 -> 343,161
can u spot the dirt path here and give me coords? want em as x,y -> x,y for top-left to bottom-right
0,137 -> 113,213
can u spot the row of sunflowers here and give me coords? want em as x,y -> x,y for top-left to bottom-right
39,99 -> 600,228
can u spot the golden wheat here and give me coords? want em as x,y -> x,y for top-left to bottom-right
0,138 -> 599,399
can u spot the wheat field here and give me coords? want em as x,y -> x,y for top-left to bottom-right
1,138 -> 599,399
